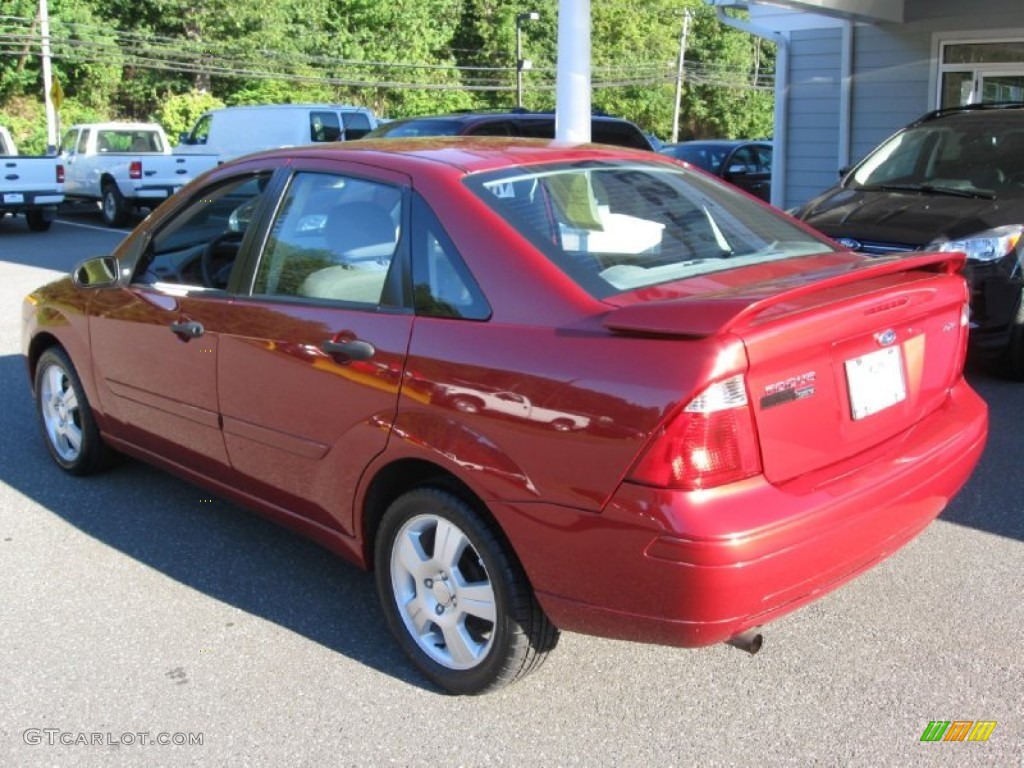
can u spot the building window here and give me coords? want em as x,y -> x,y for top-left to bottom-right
939,39 -> 1024,107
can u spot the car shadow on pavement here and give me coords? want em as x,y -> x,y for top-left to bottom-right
939,359 -> 1023,544
0,207 -> 129,273
0,353 -> 436,692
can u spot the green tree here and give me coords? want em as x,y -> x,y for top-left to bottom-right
2,0 -> 775,140
154,90 -> 224,144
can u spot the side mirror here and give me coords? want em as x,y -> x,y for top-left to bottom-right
178,132 -> 192,144
73,256 -> 119,288
838,166 -> 851,180
726,164 -> 749,177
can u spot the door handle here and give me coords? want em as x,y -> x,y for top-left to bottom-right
321,338 -> 375,362
170,320 -> 204,339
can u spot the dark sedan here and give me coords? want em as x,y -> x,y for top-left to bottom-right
23,138 -> 985,694
660,139 -> 772,201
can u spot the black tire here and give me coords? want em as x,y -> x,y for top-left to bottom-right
25,209 -> 52,232
101,183 -> 130,227
451,396 -> 482,414
34,347 -> 112,475
375,487 -> 559,695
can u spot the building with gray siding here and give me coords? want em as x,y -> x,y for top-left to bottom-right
706,1 -> 1024,208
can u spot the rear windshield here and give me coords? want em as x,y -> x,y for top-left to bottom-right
372,119 -> 465,138
465,160 -> 837,299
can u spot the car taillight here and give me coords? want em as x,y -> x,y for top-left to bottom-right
628,374 -> 762,490
56,164 -> 65,183
129,161 -> 142,180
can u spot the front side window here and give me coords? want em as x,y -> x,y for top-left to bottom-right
252,171 -> 402,306
466,160 -> 837,299
59,130 -> 77,154
189,114 -> 213,145
730,146 -> 771,174
310,111 -> 342,142
133,173 -> 271,290
670,144 -> 722,172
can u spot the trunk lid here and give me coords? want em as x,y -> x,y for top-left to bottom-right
603,252 -> 969,484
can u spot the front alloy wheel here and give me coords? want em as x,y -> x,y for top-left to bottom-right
35,347 -> 111,475
375,488 -> 558,694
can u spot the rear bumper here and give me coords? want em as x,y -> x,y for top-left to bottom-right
0,190 -> 64,213
494,380 -> 987,648
127,184 -> 181,201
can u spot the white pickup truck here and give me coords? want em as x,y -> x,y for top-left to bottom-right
60,122 -> 218,226
0,126 -> 65,232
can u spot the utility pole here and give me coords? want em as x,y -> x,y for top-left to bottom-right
516,12 -> 540,109
671,10 -> 691,144
39,0 -> 57,152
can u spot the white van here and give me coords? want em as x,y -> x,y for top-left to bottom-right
173,104 -> 379,162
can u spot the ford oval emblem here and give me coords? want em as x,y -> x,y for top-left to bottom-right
875,329 -> 897,346
837,237 -> 862,251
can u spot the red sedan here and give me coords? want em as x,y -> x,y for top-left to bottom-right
22,138 -> 987,694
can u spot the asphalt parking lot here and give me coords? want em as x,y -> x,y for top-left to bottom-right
1,209 -> 1022,767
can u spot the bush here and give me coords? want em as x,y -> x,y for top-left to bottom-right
155,91 -> 225,146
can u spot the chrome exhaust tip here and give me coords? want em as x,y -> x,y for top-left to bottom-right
725,629 -> 763,655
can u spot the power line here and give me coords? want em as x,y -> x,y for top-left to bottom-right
0,14 -> 774,94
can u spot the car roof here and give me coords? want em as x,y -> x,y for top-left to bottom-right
913,101 -> 1024,126
71,122 -> 163,131
667,139 -> 767,148
225,136 -> 667,176
207,104 -> 373,114
383,111 -> 640,127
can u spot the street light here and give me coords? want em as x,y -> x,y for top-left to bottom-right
515,11 -> 540,109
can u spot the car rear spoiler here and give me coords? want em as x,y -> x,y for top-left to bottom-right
602,251 -> 966,338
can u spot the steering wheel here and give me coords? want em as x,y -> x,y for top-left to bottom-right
200,230 -> 244,289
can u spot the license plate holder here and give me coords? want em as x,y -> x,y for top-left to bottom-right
845,345 -> 906,420
3,193 -> 25,204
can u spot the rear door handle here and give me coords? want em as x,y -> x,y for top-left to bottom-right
170,320 -> 204,339
321,338 -> 375,362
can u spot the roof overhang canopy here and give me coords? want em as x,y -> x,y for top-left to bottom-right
708,0 -> 904,24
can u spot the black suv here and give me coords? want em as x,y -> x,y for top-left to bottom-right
366,110 -> 656,151
793,103 -> 1024,377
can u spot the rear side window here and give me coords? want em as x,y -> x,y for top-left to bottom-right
467,120 -> 518,137
253,172 -> 402,307
411,194 -> 490,320
517,120 -> 556,139
592,121 -> 652,150
343,112 -> 373,140
374,119 -> 465,138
